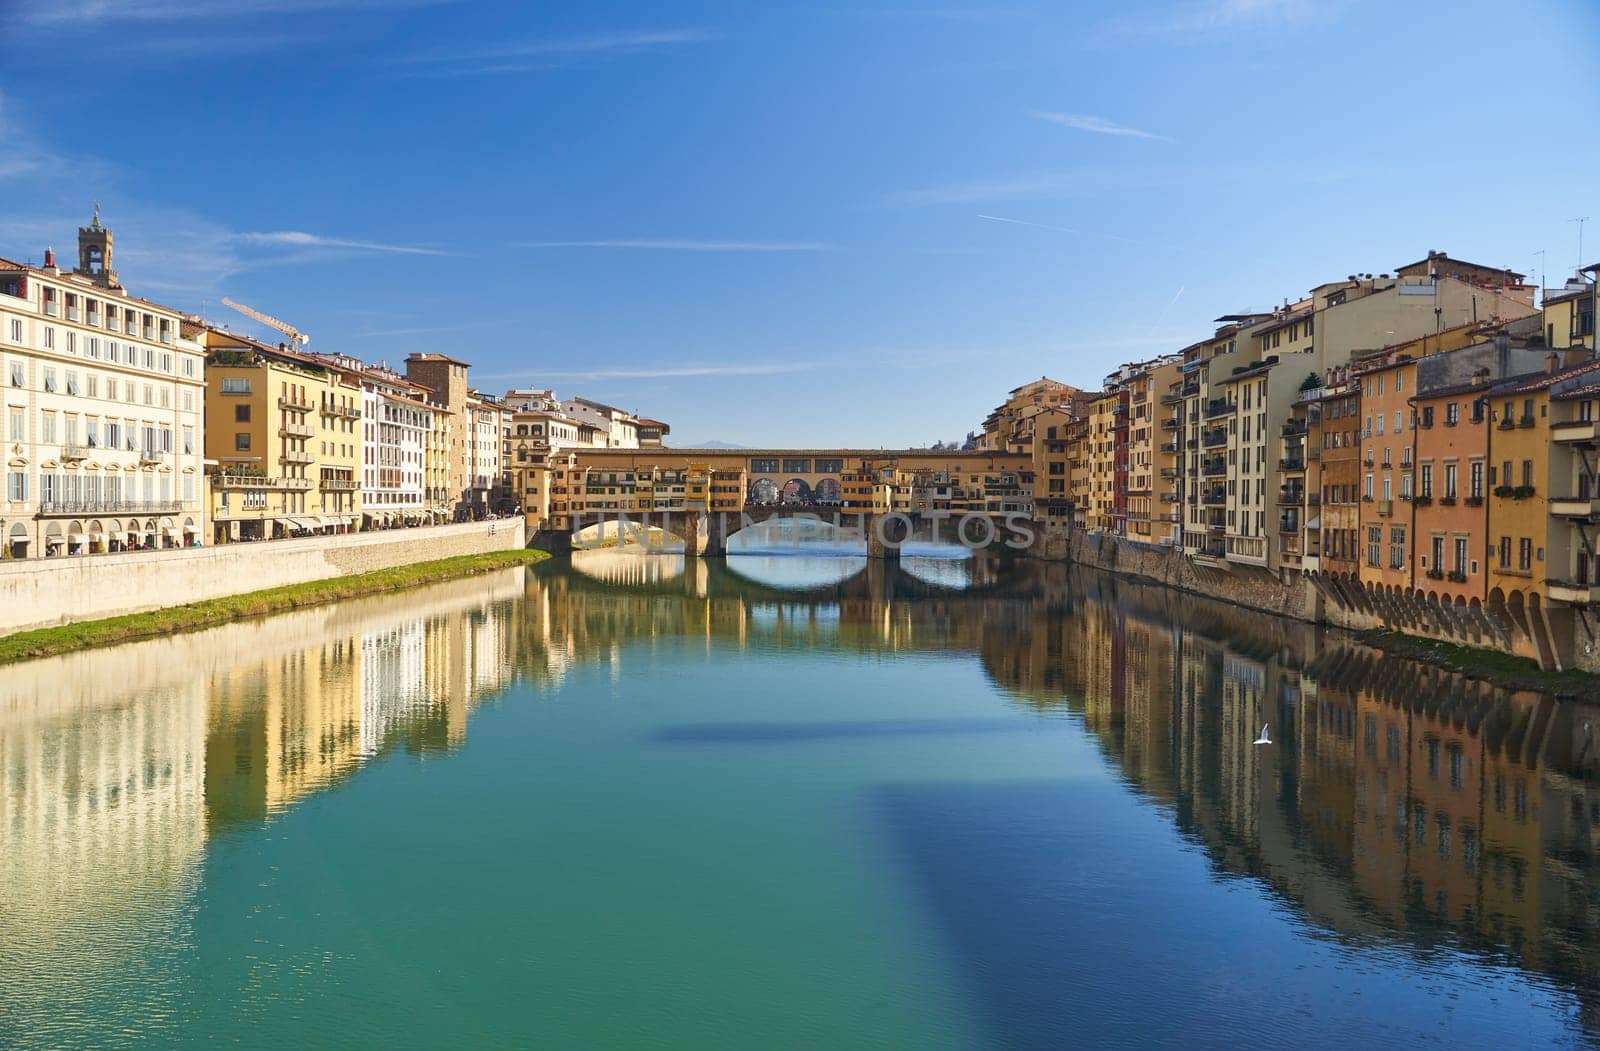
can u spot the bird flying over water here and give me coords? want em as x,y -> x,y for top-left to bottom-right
1253,724 -> 1272,746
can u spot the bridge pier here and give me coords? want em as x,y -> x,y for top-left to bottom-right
865,513 -> 906,561
702,512 -> 727,559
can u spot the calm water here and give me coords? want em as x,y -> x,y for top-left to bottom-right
4,550 -> 1600,1048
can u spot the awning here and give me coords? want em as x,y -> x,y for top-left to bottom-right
162,527 -> 178,537
69,533 -> 88,545
1305,516 -> 1322,530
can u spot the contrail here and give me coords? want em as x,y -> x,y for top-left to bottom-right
1156,284 -> 1185,323
977,214 -> 1142,244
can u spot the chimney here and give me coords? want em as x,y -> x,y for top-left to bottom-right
42,247 -> 56,271
1546,352 -> 1560,374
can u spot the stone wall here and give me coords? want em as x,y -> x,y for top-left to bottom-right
1049,527 -> 1580,671
0,519 -> 526,635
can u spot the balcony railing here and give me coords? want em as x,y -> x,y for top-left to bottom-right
320,477 -> 359,491
281,450 -> 314,465
1202,428 -> 1228,448
61,442 -> 89,461
37,499 -> 183,514
279,396 -> 313,412
1205,400 -> 1231,419
1280,457 -> 1305,472
281,421 -> 315,439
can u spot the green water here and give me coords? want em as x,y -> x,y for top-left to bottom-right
4,553 -> 1600,1048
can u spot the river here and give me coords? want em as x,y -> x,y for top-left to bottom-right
3,550 -> 1599,1048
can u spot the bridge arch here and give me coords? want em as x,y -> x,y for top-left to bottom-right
814,478 -> 841,504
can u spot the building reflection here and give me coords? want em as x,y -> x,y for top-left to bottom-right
0,569 -> 528,1002
518,555 -> 1600,1032
4,554 -> 1600,1031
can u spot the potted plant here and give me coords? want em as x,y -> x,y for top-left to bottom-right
1493,484 -> 1513,498
1513,485 -> 1535,499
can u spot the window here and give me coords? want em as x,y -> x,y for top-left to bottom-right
1500,536 -> 1511,567
235,433 -> 252,451
1367,525 -> 1382,567
6,408 -> 21,442
8,363 -> 21,387
1519,538 -> 1532,572
1445,463 -> 1458,498
1522,460 -> 1533,488
1454,537 -> 1469,574
6,471 -> 26,501
1470,461 -> 1483,499
8,319 -> 20,342
1421,406 -> 1434,428
1446,402 -> 1460,425
1390,526 -> 1406,569
221,378 -> 252,395
42,367 -> 56,393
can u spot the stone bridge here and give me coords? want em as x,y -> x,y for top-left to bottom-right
531,505 -> 1039,560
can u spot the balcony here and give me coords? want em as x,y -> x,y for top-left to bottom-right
1160,491 -> 1180,504
60,442 -> 89,462
1160,391 -> 1183,406
1548,580 -> 1600,605
281,450 -> 314,465
1202,428 -> 1228,448
1159,441 -> 1179,454
1161,417 -> 1180,430
1279,457 -> 1305,472
1553,420 -> 1600,443
1160,467 -> 1179,479
1205,400 -> 1231,419
1201,458 -> 1227,477
321,477 -> 359,491
1377,499 -> 1393,516
1550,497 -> 1600,518
37,499 -> 183,515
212,472 -> 270,489
138,448 -> 163,465
1278,489 -> 1305,507
1201,487 -> 1227,505
1281,420 -> 1307,437
279,396 -> 313,413
281,421 -> 315,439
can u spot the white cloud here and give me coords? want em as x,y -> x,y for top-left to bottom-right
20,0 -> 457,28
515,239 -> 830,253
1106,0 -> 1334,36
478,362 -> 820,382
889,173 -> 1077,207
233,231 -> 449,255
1033,111 -> 1170,142
397,28 -> 712,73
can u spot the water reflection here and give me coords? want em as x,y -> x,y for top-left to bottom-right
3,556 -> 1600,1041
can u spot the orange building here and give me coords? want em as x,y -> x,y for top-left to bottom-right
1355,353 -> 1420,592
1411,379 -> 1492,601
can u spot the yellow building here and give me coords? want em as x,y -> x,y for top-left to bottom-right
1125,359 -> 1182,544
199,327 -> 362,543
978,376 -> 1087,453
1542,275 -> 1595,353
1085,390 -> 1123,533
1488,358 -> 1600,610
1031,406 -> 1074,523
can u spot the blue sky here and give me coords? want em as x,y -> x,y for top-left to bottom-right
1,0 -> 1596,446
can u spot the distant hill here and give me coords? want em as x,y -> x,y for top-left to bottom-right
673,440 -> 749,449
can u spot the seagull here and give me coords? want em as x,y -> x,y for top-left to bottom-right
1253,724 -> 1272,746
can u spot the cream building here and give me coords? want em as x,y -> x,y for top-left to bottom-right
0,214 -> 206,558
309,356 -> 438,527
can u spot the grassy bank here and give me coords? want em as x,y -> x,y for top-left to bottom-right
0,549 -> 548,666
1358,629 -> 1600,700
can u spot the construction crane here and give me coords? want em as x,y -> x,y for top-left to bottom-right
221,297 -> 311,352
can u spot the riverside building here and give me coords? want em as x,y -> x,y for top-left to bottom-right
201,328 -> 363,542
0,212 -> 207,558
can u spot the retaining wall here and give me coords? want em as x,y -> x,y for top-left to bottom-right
1051,527 -> 1580,671
0,519 -> 526,634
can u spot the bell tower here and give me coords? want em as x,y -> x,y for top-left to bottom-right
75,203 -> 119,289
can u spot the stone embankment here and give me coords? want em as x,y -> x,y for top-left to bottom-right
1038,526 -> 1585,673
0,519 -> 526,634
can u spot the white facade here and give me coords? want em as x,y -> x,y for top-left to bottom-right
359,373 -> 431,520
0,237 -> 206,560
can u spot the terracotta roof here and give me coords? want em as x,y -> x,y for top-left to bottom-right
406,352 -> 472,367
1553,382 -> 1600,402
1495,358 -> 1600,394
